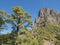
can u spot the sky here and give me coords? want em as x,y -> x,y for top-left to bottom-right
0,0 -> 60,34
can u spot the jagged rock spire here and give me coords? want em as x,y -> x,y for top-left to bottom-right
35,8 -> 60,27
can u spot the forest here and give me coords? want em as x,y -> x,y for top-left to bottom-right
0,6 -> 60,45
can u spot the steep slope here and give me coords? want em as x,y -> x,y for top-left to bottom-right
31,8 -> 60,45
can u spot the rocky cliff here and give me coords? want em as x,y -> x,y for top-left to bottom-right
35,8 -> 60,27
31,8 -> 60,45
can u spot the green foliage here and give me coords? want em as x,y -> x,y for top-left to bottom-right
0,6 -> 32,45
56,33 -> 60,40
0,18 -> 4,25
31,23 -> 60,45
11,6 -> 32,30
55,40 -> 60,45
0,10 -> 6,26
0,6 -> 60,45
16,30 -> 38,45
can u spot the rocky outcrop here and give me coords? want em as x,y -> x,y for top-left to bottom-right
35,8 -> 60,27
44,40 -> 55,45
32,8 -> 60,45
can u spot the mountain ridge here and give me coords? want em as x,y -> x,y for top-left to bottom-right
35,8 -> 60,27
31,8 -> 60,45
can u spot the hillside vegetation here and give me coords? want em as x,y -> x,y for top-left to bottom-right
0,7 -> 60,45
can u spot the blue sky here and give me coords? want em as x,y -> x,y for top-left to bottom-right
0,0 -> 60,34
0,0 -> 60,22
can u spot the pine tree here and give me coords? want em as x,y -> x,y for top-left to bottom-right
0,6 -> 32,45
9,6 -> 32,45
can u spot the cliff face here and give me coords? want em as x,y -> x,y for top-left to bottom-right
35,8 -> 60,27
32,8 -> 60,45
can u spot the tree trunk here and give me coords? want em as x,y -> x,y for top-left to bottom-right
14,18 -> 20,45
